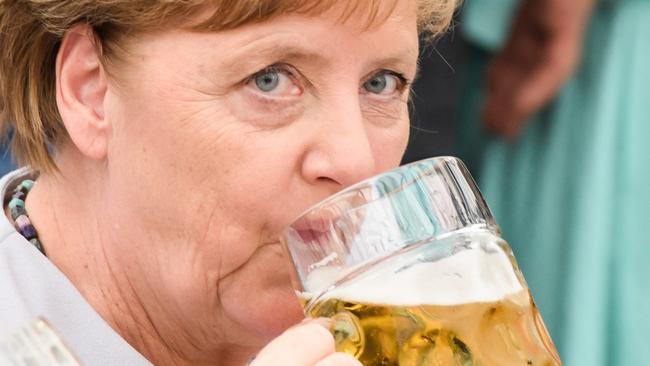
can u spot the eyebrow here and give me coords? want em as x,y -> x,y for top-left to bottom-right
367,54 -> 419,76
220,39 -> 331,79
217,33 -> 419,83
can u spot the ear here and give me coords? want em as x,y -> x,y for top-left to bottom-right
55,24 -> 109,160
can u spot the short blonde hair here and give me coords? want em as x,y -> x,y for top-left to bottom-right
0,0 -> 458,172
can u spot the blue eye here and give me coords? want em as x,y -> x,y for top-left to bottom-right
363,72 -> 403,95
255,71 -> 280,92
248,66 -> 302,96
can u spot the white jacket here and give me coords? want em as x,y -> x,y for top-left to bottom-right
0,168 -> 151,365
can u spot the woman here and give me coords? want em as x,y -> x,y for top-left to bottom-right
0,0 -> 457,365
458,0 -> 650,364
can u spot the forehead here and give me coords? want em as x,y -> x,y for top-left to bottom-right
216,6 -> 420,74
110,0 -> 419,88
194,0 -> 419,65
191,0 -> 402,31
106,0 -> 417,67
190,0 -> 419,62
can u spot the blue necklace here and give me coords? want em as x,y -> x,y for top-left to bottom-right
8,179 -> 46,255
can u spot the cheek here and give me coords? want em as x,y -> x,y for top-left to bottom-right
107,86 -> 306,336
226,91 -> 305,129
367,109 -> 411,170
112,84 -> 312,256
107,85 -> 268,252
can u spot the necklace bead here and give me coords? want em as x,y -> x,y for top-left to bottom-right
10,204 -> 26,219
6,179 -> 45,256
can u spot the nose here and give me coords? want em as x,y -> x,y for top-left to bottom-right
300,97 -> 377,189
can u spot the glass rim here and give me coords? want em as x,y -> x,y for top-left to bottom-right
282,156 -> 498,297
288,156 -> 466,226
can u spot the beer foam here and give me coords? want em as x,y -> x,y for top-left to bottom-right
307,246 -> 525,306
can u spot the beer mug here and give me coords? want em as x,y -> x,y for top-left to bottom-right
282,157 -> 562,366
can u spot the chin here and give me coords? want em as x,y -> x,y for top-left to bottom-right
255,287 -> 304,336
224,282 -> 304,342
219,244 -> 305,340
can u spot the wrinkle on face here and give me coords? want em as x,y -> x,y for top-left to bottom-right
96,0 -> 419,359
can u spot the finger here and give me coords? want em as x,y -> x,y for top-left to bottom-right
483,59 -> 529,139
515,41 -> 578,110
483,74 -> 530,139
506,46 -> 577,136
252,322 -> 335,365
483,33 -> 535,138
484,38 -> 580,139
314,352 -> 362,366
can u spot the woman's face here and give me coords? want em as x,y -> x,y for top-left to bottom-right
102,0 -> 418,354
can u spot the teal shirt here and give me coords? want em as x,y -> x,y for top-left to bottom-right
458,1 -> 650,365
463,0 -> 517,51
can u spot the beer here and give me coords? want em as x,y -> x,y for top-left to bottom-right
302,244 -> 562,366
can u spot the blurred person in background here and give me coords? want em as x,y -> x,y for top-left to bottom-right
0,84 -> 15,174
0,144 -> 14,175
457,0 -> 650,365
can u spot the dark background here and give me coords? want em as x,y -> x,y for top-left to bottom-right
403,27 -> 467,163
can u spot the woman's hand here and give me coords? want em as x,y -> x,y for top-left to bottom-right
250,319 -> 362,366
482,0 -> 596,139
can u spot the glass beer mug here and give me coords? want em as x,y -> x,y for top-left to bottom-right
282,157 -> 562,366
